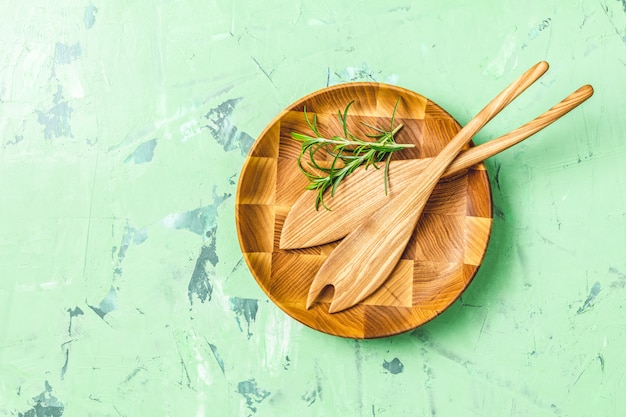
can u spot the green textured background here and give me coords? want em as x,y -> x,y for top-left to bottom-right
0,0 -> 624,416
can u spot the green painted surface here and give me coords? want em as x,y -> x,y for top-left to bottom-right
0,0 -> 624,415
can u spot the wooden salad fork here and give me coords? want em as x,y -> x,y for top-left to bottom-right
280,84 -> 593,250
304,61 -> 590,314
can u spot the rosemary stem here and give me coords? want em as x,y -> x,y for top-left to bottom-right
293,97 -> 412,210
390,123 -> 404,136
308,129 -> 413,149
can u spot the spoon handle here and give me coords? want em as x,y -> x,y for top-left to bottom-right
447,84 -> 594,175
308,61 -> 550,313
281,84 -> 594,250
417,61 -> 551,186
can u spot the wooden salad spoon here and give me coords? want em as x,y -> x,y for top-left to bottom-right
280,84 -> 594,250
307,61 -> 552,314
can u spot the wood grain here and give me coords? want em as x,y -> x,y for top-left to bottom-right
307,62 -> 549,314
280,83 -> 594,250
235,82 -> 493,338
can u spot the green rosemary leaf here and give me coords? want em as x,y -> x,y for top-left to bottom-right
384,152 -> 392,195
361,122 -> 386,134
291,97 -> 413,210
340,101 -> 354,138
390,96 -> 400,129
303,106 -> 321,137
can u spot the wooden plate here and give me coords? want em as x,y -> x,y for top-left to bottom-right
235,83 -> 492,338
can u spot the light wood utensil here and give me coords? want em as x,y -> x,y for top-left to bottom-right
280,84 -> 594,250
236,82 -> 496,338
235,72 -> 593,337
307,61 -> 550,313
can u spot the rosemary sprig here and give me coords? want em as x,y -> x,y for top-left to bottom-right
290,97 -> 414,210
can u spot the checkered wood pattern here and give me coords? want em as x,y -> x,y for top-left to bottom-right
236,83 -> 492,338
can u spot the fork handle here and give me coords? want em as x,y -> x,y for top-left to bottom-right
446,84 -> 594,175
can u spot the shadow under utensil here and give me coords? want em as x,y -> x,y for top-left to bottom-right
375,158 -> 520,345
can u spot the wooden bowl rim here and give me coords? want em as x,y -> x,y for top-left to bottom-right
235,82 -> 493,338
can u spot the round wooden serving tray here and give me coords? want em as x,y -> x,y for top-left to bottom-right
235,83 -> 493,338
